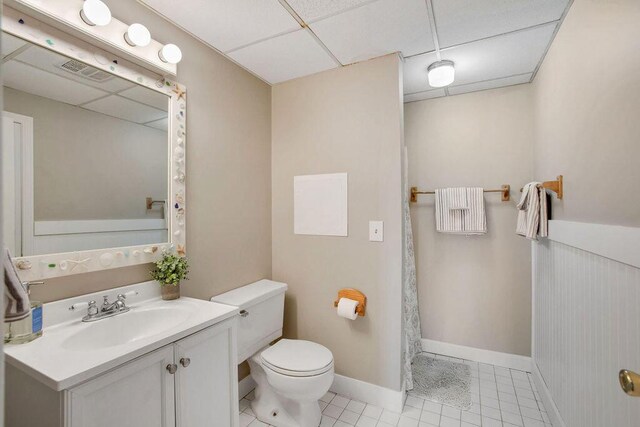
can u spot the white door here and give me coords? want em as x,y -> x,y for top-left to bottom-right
175,319 -> 239,427
68,345 -> 176,427
1,112 -> 33,256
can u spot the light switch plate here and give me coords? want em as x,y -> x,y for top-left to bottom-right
369,221 -> 383,242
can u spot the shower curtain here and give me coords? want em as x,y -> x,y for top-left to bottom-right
402,147 -> 422,390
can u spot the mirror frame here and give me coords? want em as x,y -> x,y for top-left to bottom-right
3,6 -> 187,281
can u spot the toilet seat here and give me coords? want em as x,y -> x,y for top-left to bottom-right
261,339 -> 334,377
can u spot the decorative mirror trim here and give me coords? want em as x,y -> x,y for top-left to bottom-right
3,5 -> 187,281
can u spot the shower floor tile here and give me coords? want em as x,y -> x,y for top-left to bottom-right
238,354 -> 552,427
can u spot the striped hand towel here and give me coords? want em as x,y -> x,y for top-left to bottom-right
516,182 -> 548,240
446,187 -> 469,210
435,188 -> 487,235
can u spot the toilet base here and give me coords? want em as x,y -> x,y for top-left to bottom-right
249,356 -> 326,427
251,387 -> 321,427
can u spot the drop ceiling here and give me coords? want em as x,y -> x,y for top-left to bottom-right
141,0 -> 572,101
1,33 -> 169,130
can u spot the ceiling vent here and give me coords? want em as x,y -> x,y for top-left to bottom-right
56,59 -> 113,82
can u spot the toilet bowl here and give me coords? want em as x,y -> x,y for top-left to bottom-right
249,339 -> 334,427
210,280 -> 335,427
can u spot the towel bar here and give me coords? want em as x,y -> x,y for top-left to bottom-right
410,185 -> 510,203
519,175 -> 563,199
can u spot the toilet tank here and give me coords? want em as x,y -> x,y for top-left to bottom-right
211,279 -> 287,364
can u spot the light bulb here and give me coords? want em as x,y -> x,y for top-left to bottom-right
124,23 -> 151,47
427,60 -> 455,88
80,0 -> 112,27
159,44 -> 182,64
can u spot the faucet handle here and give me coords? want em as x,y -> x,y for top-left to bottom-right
122,290 -> 139,299
69,300 -> 98,315
87,300 -> 98,316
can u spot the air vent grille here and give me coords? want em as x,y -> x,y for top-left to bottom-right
57,59 -> 113,82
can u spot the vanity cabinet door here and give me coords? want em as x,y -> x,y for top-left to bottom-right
67,346 -> 176,427
174,318 -> 238,427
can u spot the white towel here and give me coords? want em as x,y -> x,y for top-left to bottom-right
435,188 -> 486,235
3,248 -> 30,322
446,187 -> 469,210
516,182 -> 548,240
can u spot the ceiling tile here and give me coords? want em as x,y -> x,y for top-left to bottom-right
141,0 -> 300,52
119,86 -> 169,112
404,89 -> 446,103
227,29 -> 337,84
286,0 -> 372,22
310,0 -> 434,65
82,96 -> 167,124
403,51 -> 438,95
448,73 -> 532,96
433,0 -> 569,48
3,61 -> 108,105
15,45 -> 135,93
2,33 -> 27,57
145,118 -> 169,132
440,23 -> 557,86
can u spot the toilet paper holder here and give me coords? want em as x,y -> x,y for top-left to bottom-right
333,288 -> 366,317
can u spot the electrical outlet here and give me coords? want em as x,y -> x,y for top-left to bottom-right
369,221 -> 383,242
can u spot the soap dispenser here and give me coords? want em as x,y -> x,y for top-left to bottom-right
4,281 -> 45,344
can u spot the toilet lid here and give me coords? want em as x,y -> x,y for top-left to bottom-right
261,339 -> 333,377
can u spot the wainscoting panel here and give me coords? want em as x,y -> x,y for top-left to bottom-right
534,238 -> 640,427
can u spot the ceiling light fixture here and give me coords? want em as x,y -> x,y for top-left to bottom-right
124,23 -> 151,47
158,44 -> 182,64
427,60 -> 455,88
80,0 -> 112,27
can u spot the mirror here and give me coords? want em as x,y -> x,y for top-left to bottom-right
1,32 -> 170,257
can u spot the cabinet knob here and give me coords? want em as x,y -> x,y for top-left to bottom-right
166,363 -> 178,374
239,310 -> 249,317
180,357 -> 191,368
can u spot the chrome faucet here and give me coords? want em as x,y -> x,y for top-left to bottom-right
71,294 -> 131,322
102,295 -> 127,313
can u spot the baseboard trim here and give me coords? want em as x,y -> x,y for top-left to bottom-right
421,339 -> 532,372
238,375 -> 256,400
531,362 -> 566,427
330,374 -> 405,413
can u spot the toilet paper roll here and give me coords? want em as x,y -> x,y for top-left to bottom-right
337,297 -> 359,320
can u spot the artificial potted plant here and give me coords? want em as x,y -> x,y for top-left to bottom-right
150,251 -> 189,300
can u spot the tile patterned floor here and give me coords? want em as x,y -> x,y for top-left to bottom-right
238,353 -> 552,427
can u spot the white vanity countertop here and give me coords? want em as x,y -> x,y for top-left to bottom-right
4,282 -> 238,391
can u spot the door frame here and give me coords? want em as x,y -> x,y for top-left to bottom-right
2,111 -> 34,257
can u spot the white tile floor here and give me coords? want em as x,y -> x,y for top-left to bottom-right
238,353 -> 552,427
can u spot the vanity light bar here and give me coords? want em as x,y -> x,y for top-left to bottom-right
79,0 -> 182,64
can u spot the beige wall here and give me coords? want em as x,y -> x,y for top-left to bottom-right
28,0 -> 272,303
405,85 -> 534,356
272,55 -> 404,390
532,0 -> 640,227
4,87 -> 167,221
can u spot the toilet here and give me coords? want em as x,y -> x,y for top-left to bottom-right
211,279 -> 334,427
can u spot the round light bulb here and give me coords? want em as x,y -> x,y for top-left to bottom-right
427,60 -> 455,88
80,0 -> 112,27
159,44 -> 182,64
124,23 -> 151,47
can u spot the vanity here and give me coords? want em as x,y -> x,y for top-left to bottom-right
5,281 -> 239,427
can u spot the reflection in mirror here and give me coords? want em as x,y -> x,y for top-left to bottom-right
1,32 -> 169,257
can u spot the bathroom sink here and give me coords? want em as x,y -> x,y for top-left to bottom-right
4,283 -> 239,391
61,305 -> 193,351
